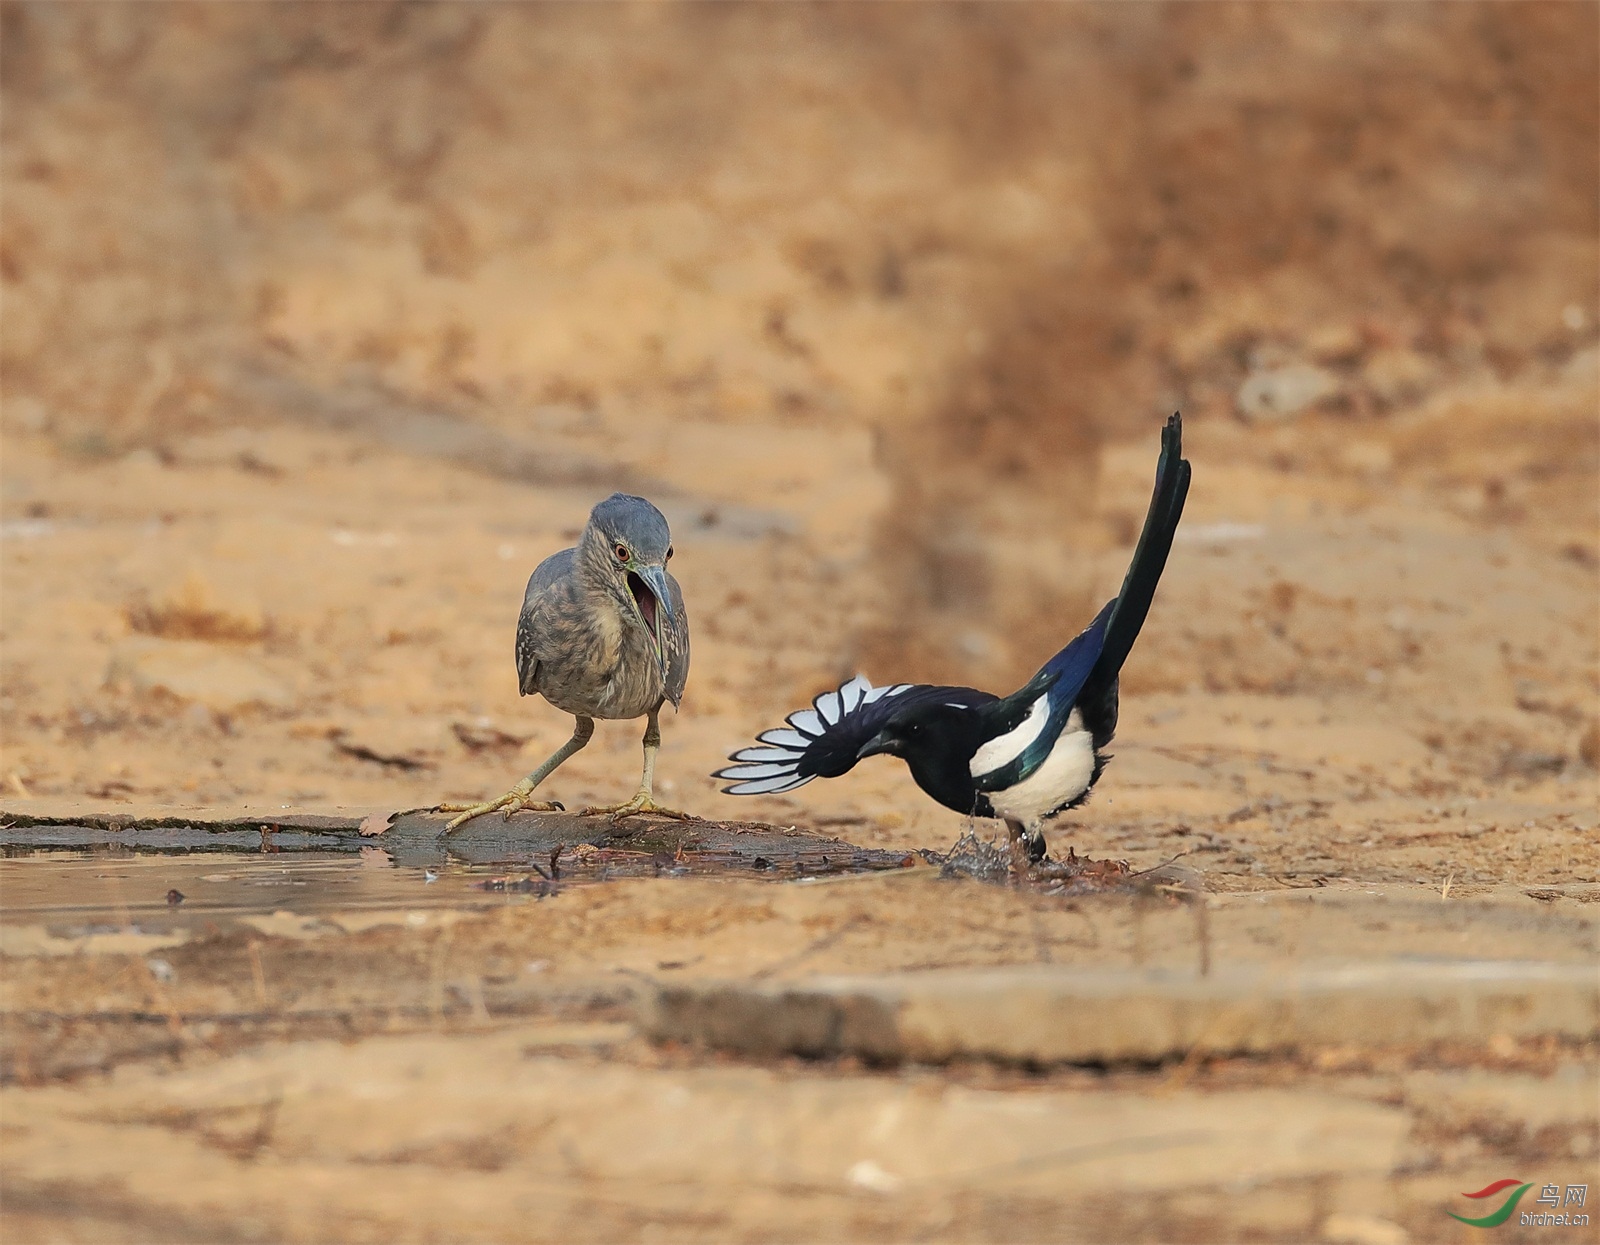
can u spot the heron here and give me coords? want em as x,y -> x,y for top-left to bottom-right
715,412 -> 1190,862
439,493 -> 691,832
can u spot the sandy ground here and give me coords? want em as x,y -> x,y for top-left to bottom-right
2,367 -> 1596,877
2,5 -> 1598,1241
3,364 -> 1597,1241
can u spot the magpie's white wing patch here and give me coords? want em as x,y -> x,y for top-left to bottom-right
787,708 -> 824,736
755,727 -> 812,749
716,771 -> 815,796
969,691 -> 1050,779
714,675 -> 920,795
729,747 -> 805,763
717,762 -> 794,780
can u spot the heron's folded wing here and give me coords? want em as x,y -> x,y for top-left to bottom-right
515,549 -> 577,696
714,676 -> 992,795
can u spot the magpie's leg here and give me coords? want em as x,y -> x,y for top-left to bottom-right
1003,819 -> 1050,871
1004,819 -> 1031,875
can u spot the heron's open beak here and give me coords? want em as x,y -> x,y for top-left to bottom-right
857,729 -> 896,760
626,563 -> 676,686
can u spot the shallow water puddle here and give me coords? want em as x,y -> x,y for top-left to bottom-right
0,810 -> 924,935
0,809 -> 1202,939
0,848 -> 528,933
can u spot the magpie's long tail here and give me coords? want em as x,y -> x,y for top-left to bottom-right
1078,412 -> 1191,741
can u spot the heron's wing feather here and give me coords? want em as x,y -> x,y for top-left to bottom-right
715,677 -> 995,795
516,548 -> 578,696
526,547 -> 576,599
663,569 -> 690,706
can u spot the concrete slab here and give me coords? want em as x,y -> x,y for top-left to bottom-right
1,1026 -> 1414,1213
645,961 -> 1600,1064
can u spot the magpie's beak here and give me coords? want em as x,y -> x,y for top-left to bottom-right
627,563 -> 676,686
857,729 -> 896,760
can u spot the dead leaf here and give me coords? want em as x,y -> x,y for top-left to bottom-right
359,810 -> 399,837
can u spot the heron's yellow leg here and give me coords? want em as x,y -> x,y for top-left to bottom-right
437,716 -> 593,833
581,709 -> 693,820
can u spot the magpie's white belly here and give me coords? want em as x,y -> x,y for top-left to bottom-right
983,709 -> 1097,825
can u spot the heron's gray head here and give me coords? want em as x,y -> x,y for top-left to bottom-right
584,493 -> 676,681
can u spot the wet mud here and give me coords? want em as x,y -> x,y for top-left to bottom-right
0,807 -> 921,871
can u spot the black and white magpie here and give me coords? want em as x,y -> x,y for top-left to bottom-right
714,412 -> 1191,861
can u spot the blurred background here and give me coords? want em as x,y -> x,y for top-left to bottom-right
1,1 -> 1595,826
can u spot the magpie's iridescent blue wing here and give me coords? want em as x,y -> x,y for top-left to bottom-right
1040,598 -> 1114,710
715,675 -> 994,795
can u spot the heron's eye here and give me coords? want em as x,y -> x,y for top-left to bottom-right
666,546 -> 674,561
614,544 -> 629,562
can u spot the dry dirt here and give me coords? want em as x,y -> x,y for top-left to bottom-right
2,4 -> 1598,1242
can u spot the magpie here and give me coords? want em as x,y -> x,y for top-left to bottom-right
714,412 -> 1191,861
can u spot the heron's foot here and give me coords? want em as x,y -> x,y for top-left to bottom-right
437,789 -> 565,833
580,792 -> 694,822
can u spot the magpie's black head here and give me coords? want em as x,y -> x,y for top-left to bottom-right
857,700 -> 989,816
